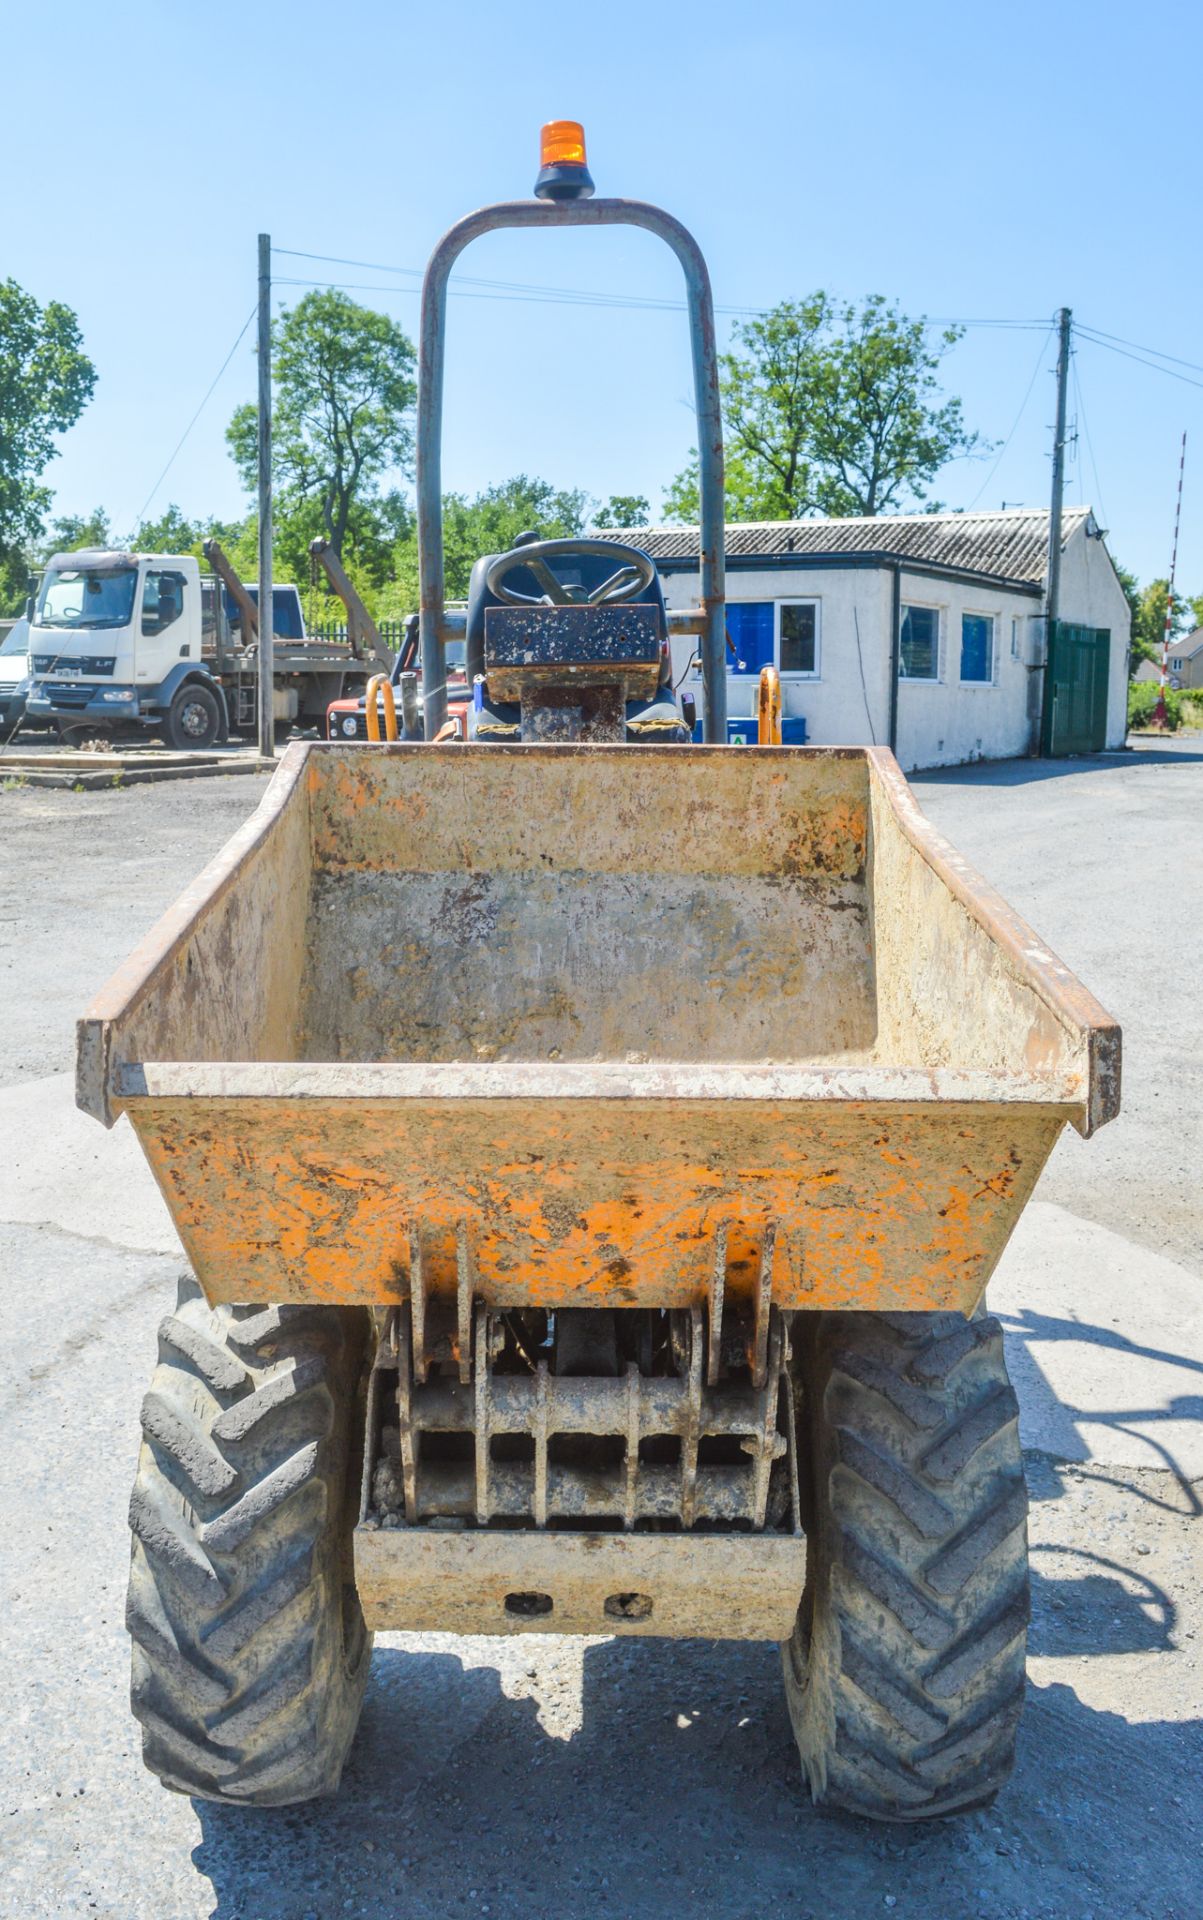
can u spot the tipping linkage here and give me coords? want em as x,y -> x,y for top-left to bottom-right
364,1297 -> 798,1539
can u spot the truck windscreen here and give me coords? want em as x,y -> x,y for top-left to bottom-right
35,569 -> 137,630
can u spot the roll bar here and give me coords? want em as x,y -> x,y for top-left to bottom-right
416,198 -> 727,741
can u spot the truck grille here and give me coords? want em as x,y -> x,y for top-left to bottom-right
32,655 -> 116,676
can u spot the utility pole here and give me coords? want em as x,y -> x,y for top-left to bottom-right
1154,431 -> 1187,728
1033,307 -> 1071,757
1044,308 -> 1072,631
257,233 -> 274,761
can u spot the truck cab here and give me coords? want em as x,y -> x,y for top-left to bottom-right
26,549 -> 227,747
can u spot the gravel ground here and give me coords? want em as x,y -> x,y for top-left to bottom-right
1,743 -> 1201,1920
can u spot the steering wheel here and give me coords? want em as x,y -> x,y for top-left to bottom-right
486,537 -> 657,610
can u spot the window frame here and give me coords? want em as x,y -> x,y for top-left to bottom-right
959,609 -> 999,687
775,597 -> 821,680
898,600 -> 942,684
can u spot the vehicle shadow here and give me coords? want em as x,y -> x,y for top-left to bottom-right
191,1638 -> 1203,1920
1001,1303 -> 1203,1517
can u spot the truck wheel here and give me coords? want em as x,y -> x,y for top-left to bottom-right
783,1309 -> 1029,1822
164,683 -> 220,749
126,1277 -> 372,1806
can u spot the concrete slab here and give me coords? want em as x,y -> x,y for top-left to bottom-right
1,747 -> 274,789
0,1074 -> 182,1257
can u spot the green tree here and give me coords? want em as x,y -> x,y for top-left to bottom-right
0,279 -> 96,607
386,474 -> 588,612
227,291 -> 416,562
598,493 -> 651,528
129,502 -> 199,554
664,294 -> 981,523
1095,563 -> 1202,673
1125,575 -> 1190,668
39,506 -> 112,557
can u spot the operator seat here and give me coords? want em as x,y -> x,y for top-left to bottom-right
464,538 -> 685,742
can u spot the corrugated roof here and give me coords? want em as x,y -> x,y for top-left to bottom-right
593,506 -> 1096,587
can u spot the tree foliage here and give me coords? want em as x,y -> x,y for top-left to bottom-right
1131,576 -> 1189,666
227,291 -> 417,559
128,503 -> 200,555
597,493 -> 651,528
39,505 -> 112,558
0,279 -> 96,606
386,474 -> 588,612
664,294 -> 982,523
1114,561 -> 1201,670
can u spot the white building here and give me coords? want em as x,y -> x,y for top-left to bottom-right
635,507 -> 1131,771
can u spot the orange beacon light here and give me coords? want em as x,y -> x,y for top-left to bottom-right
534,121 -> 594,201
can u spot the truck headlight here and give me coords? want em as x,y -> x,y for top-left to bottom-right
101,688 -> 135,703
341,716 -> 359,736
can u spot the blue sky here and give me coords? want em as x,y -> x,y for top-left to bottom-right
6,0 -> 1201,590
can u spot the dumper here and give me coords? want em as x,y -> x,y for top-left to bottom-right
78,125 -> 1120,1822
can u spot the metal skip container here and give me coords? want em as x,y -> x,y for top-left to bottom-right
78,738 -> 1119,1638
78,738 -> 1118,1319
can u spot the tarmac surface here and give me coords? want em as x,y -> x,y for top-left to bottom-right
1,741 -> 1201,1919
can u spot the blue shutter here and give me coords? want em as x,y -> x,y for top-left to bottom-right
727,602 -> 775,676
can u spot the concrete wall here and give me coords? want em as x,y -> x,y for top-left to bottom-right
664,524 -> 1132,769
666,565 -> 895,747
1056,520 -> 1132,746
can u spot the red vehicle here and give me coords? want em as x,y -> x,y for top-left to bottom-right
325,614 -> 470,740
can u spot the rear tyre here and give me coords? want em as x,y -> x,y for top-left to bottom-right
782,1309 -> 1029,1822
164,683 -> 220,749
126,1277 -> 372,1805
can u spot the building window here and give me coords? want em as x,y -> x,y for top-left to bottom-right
779,600 -> 819,676
900,604 -> 940,681
727,599 -> 820,678
960,612 -> 996,685
1011,617 -> 1021,661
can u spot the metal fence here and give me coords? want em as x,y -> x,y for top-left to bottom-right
307,621 -> 411,650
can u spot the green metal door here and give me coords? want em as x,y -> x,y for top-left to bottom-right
1042,621 -> 1110,756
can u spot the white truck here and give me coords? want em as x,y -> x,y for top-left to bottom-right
25,548 -> 376,747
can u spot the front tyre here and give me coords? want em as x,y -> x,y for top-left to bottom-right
783,1310 -> 1029,1822
164,682 -> 221,749
126,1278 -> 372,1805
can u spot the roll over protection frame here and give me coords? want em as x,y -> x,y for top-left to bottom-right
416,197 -> 727,742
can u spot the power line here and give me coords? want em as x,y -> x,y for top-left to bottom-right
273,248 -> 1051,329
1075,329 -> 1203,392
130,306 -> 256,528
965,324 -> 1055,510
1073,322 -> 1203,379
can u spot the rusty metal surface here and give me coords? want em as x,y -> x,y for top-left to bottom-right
867,751 -> 1121,1135
76,745 -> 312,1126
125,1093 -> 1064,1312
353,1526 -> 806,1638
79,741 -> 1119,1314
484,604 -> 662,702
374,1302 -> 793,1532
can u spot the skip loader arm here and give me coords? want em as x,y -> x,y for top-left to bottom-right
202,538 -> 258,647
309,538 -> 393,672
